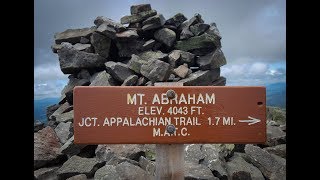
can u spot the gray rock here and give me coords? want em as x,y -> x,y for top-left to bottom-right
197,48 -> 226,70
51,43 -> 64,53
211,76 -> 226,86
122,75 -> 139,86
154,28 -> 176,47
94,165 -> 120,180
57,155 -> 104,179
201,144 -> 228,179
206,23 -> 222,48
280,124 -> 286,132
245,144 -> 286,180
95,144 -> 145,162
173,65 -> 189,78
175,33 -> 216,55
226,153 -> 264,180
90,32 -> 111,58
46,104 -> 60,120
54,27 -> 95,44
116,29 -> 139,41
139,156 -> 155,176
168,50 -> 195,67
34,120 -> 44,132
96,23 -> 117,39
128,54 -> 145,74
34,166 -> 59,180
168,74 -> 176,81
267,125 -> 286,146
50,102 -> 71,120
66,174 -> 87,180
73,43 -> 93,53
190,23 -> 210,36
179,69 -> 220,86
140,59 -> 171,82
77,69 -> 91,80
138,50 -> 168,61
106,155 -> 140,167
80,37 -> 90,44
116,40 -> 145,58
130,4 -> 151,15
59,136 -> 85,156
105,61 -> 135,82
264,144 -> 286,159
142,39 -> 156,51
185,162 -> 217,180
90,71 -> 116,86
121,9 -> 157,24
115,162 -> 152,180
186,13 -> 204,28
54,122 -> 73,144
185,144 -> 205,164
165,13 -> 187,27
57,45 -> 107,74
55,110 -> 74,123
142,14 -> 165,31
61,77 -> 90,96
180,28 -> 194,40
136,76 -> 148,86
34,127 -> 63,169
94,16 -> 126,32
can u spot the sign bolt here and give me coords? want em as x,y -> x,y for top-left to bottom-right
166,124 -> 176,134
166,89 -> 176,99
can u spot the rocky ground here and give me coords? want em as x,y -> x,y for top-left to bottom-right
34,4 -> 286,180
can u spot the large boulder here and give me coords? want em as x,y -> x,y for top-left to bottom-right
185,162 -> 218,180
34,166 -> 59,180
105,61 -> 135,83
165,13 -> 187,27
122,75 -> 139,86
226,153 -> 264,180
46,104 -> 60,120
142,14 -> 166,31
168,50 -> 195,67
57,155 -> 104,179
94,165 -> 120,180
54,122 -> 73,144
89,70 -> 116,86
94,16 -> 126,31
130,4 -> 152,15
57,45 -> 107,74
266,124 -> 286,146
61,76 -> 90,96
90,32 -> 111,58
154,28 -> 176,47
244,144 -> 286,180
121,9 -> 157,24
179,69 -> 220,86
190,23 -> 210,36
115,162 -> 152,180
197,48 -> 227,70
34,127 -> 64,169
55,110 -> 74,123
175,33 -> 217,55
140,59 -> 171,82
95,144 -> 145,162
49,102 -> 71,121
54,27 -> 95,44
59,136 -> 86,157
264,144 -> 286,159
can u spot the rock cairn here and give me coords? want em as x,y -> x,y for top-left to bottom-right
34,4 -> 286,180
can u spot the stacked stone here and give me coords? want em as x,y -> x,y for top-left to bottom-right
34,4 -> 285,180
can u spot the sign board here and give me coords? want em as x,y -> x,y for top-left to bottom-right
73,86 -> 266,144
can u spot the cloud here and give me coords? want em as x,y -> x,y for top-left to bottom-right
34,0 -> 286,99
221,61 -> 286,86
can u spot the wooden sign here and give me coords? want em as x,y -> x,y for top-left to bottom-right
73,86 -> 266,144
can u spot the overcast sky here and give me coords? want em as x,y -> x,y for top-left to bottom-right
34,0 -> 286,100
